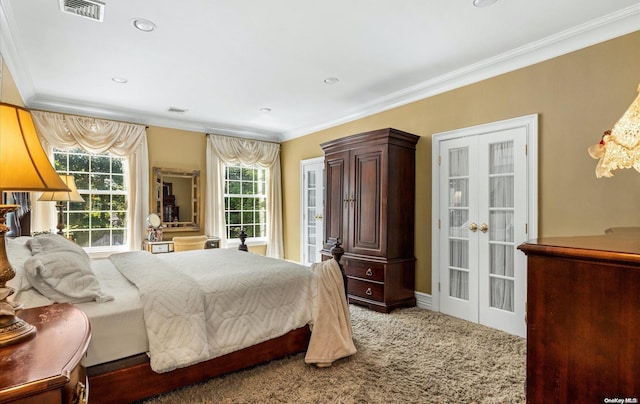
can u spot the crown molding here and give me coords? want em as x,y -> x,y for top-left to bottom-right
280,4 -> 640,140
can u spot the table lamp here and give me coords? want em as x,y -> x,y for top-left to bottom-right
38,174 -> 85,237
0,103 -> 70,347
589,83 -> 640,177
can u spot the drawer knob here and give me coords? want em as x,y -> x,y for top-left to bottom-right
366,287 -> 373,296
366,268 -> 373,276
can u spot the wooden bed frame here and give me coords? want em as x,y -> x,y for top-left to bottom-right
86,241 -> 347,403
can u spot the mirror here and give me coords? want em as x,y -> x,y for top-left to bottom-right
152,167 -> 201,232
147,213 -> 161,228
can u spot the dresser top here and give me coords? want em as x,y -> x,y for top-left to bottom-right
519,234 -> 640,265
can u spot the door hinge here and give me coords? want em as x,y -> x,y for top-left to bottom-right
525,223 -> 528,234
438,282 -> 441,292
438,155 -> 441,165
438,219 -> 441,229
525,145 -> 528,155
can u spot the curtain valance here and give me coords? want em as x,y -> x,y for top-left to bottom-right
31,111 -> 146,156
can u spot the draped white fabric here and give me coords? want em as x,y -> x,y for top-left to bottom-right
31,111 -> 149,251
205,134 -> 283,258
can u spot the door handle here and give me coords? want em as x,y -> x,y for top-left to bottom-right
469,222 -> 478,232
480,223 -> 488,233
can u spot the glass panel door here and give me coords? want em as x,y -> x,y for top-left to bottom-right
301,158 -> 325,266
440,137 -> 479,324
477,128 -> 528,337
439,124 -> 529,338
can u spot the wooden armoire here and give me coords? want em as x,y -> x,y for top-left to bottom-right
321,128 -> 419,313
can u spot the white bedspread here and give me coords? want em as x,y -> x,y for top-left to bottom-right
109,249 -> 316,373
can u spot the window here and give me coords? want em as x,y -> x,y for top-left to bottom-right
53,148 -> 127,249
223,164 -> 267,240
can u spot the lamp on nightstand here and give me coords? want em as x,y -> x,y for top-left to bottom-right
0,103 -> 70,347
589,83 -> 640,177
38,174 -> 85,237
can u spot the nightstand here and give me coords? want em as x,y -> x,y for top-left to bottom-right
142,239 -> 175,254
0,303 -> 91,403
205,236 -> 220,249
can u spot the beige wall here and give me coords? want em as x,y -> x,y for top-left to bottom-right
281,31 -> 640,294
4,31 -> 640,286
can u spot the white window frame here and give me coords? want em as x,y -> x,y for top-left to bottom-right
223,163 -> 268,246
53,147 -> 129,254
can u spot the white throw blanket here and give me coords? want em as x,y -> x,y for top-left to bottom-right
305,259 -> 357,366
110,252 -> 210,372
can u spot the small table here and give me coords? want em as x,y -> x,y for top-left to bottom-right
0,304 -> 91,403
142,236 -> 220,254
142,239 -> 175,254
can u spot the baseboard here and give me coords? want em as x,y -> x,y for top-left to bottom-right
415,291 -> 432,310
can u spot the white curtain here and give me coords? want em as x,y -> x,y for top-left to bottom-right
31,111 -> 149,251
205,134 -> 283,258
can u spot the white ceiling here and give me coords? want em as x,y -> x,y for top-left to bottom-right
1,1 -> 639,142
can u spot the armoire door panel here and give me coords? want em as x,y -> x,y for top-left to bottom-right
323,151 -> 350,250
351,149 -> 383,255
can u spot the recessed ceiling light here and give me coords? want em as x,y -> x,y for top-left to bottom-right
473,0 -> 498,7
112,77 -> 128,84
260,108 -> 272,113
131,18 -> 156,32
323,77 -> 339,85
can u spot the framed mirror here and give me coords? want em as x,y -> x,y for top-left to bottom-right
152,167 -> 201,232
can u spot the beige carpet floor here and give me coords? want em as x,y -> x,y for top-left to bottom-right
142,305 -> 526,403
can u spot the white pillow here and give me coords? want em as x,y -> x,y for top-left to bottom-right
24,250 -> 113,304
6,236 -> 34,292
28,233 -> 90,261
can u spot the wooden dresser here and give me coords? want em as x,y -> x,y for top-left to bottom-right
518,236 -> 640,403
321,128 -> 419,313
0,304 -> 91,403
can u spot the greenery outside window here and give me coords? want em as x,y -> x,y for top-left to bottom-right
53,148 -> 128,250
224,164 -> 267,241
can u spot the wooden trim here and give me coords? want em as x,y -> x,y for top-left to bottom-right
87,326 -> 311,403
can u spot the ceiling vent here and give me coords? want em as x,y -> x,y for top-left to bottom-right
59,0 -> 105,22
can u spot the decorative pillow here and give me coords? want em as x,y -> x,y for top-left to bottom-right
6,236 -> 34,292
28,233 -> 90,262
24,250 -> 113,304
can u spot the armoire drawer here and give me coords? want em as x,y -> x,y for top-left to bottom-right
344,259 -> 385,282
348,278 -> 384,302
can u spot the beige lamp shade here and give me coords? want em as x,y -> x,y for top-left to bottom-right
589,83 -> 640,178
1,102 -> 72,347
38,175 -> 85,203
0,103 -> 70,192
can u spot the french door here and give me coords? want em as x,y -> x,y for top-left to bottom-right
435,116 -> 537,338
300,157 -> 325,266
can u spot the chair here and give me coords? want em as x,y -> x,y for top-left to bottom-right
172,235 -> 208,252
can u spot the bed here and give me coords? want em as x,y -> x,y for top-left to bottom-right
6,234 -> 353,403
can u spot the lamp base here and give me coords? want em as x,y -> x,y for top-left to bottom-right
0,314 -> 36,347
0,204 -> 37,347
55,202 -> 65,235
